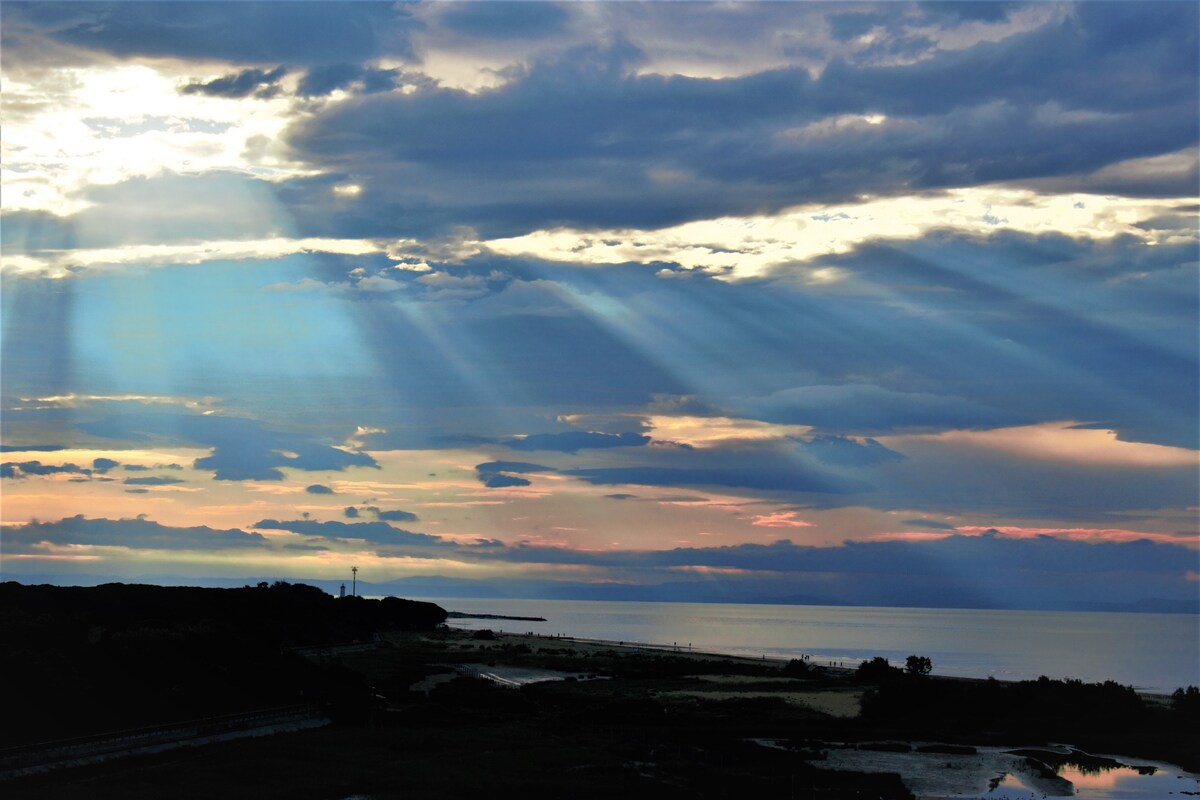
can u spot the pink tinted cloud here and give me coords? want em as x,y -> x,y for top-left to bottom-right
751,511 -> 814,528
869,531 -> 955,542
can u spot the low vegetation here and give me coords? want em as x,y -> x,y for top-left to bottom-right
3,582 -> 1196,799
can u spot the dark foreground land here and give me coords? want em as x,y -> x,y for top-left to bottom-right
2,581 -> 1197,799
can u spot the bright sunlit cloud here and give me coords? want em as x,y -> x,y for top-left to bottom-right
2,63 -> 311,215
645,416 -> 813,447
482,189 -> 1195,280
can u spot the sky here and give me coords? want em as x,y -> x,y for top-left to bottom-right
1,1 -> 1197,611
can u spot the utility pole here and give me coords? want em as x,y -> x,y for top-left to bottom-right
351,566 -> 358,597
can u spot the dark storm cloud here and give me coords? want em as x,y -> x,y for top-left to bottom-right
79,412 -> 376,481
503,431 -> 650,453
4,514 -> 266,552
252,518 -> 446,546
282,5 -> 1197,239
4,1 -> 420,66
181,66 -> 288,98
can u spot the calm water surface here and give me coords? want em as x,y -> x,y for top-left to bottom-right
421,598 -> 1199,694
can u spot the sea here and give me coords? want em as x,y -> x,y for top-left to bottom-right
416,598 -> 1199,695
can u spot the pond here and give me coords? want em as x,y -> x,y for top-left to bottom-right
791,743 -> 1197,799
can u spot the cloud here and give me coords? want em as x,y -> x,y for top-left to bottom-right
297,64 -> 419,97
122,476 -> 185,486
750,512 -> 814,529
476,460 -> 555,488
902,518 -> 959,531
889,422 -> 1199,469
181,66 -> 288,99
6,2 -> 420,66
468,532 -> 1196,578
79,411 -> 377,481
744,385 -> 1010,435
798,435 -> 906,467
306,484 -> 334,494
1,461 -> 90,479
4,515 -> 266,552
252,518 -> 446,546
483,473 -> 531,489
377,509 -> 419,522
343,505 -> 419,522
280,7 -> 1197,240
91,457 -> 119,473
503,431 -> 651,453
566,465 -> 858,495
433,1 -> 570,41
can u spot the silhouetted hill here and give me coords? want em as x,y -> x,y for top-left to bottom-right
0,581 -> 445,745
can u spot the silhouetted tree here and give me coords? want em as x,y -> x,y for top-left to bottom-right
1172,685 -> 1200,717
905,655 -> 932,676
855,656 -> 902,682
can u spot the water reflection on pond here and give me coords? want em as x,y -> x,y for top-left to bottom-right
807,743 -> 1198,800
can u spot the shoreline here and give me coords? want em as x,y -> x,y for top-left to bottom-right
442,624 -> 1182,698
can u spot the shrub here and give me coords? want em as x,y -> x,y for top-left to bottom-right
1172,685 -> 1200,717
856,656 -> 902,682
905,655 -> 932,676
